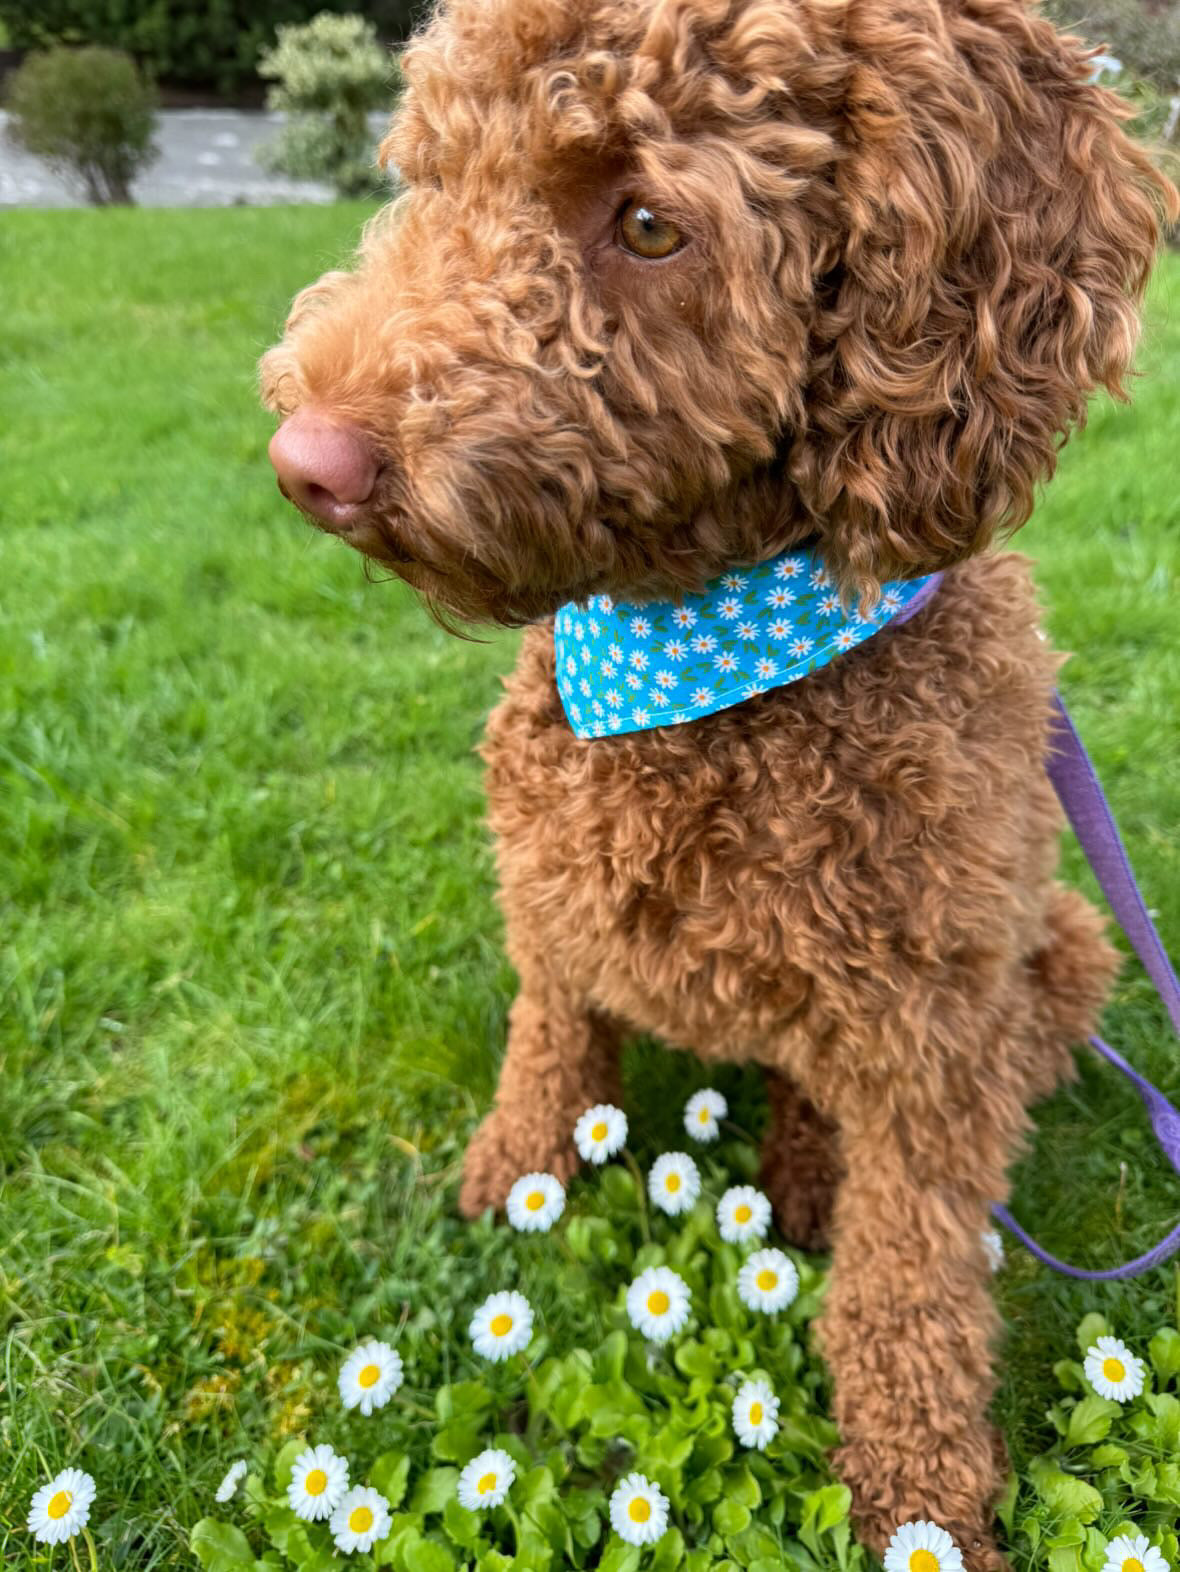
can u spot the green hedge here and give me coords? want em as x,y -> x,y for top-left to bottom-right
0,0 -> 425,94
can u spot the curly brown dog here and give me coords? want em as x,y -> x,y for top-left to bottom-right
262,0 -> 1177,1563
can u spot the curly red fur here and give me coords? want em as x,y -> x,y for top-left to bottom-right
261,0 -> 1177,1562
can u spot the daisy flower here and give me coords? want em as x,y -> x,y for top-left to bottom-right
737,1248 -> 799,1313
630,616 -> 651,639
632,708 -> 650,726
981,1227 -> 1004,1272
684,1087 -> 727,1141
884,1521 -> 964,1572
767,618 -> 793,639
690,686 -> 713,706
470,1290 -> 534,1361
672,606 -> 697,628
330,1485 -> 391,1555
717,1185 -> 772,1244
215,1459 -> 247,1502
338,1339 -> 403,1415
626,1265 -> 691,1342
457,1448 -> 516,1510
1084,1336 -> 1145,1402
1102,1534 -> 1170,1572
713,652 -> 739,674
664,638 -> 687,661
609,1472 -> 670,1547
691,633 -> 717,654
777,556 -> 804,579
288,1445 -> 350,1521
506,1172 -> 565,1232
648,1152 -> 701,1216
574,1103 -> 628,1163
754,657 -> 778,680
732,1378 -> 780,1449
721,572 -> 748,589
834,629 -> 857,651
717,596 -> 742,620
737,620 -> 760,640
27,1469 -> 96,1546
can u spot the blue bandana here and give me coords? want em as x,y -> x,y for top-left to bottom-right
554,544 -> 938,739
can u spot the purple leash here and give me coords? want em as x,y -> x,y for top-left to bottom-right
990,692 -> 1180,1279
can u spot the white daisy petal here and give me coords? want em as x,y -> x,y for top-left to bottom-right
469,1290 -> 534,1361
27,1469 -> 97,1546
684,1088 -> 727,1142
732,1378 -> 779,1450
574,1103 -> 628,1164
330,1485 -> 392,1554
736,1248 -> 799,1314
717,1185 -> 772,1245
884,1520 -> 965,1572
457,1448 -> 517,1510
648,1152 -> 701,1216
1084,1336 -> 1146,1402
1102,1533 -> 1170,1572
625,1265 -> 691,1343
215,1459 -> 247,1503
609,1471 -> 670,1547
338,1339 -> 404,1415
506,1172 -> 565,1233
288,1444 -> 350,1521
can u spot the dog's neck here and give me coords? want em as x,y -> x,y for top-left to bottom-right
554,543 -> 941,739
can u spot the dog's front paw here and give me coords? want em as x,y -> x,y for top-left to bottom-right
458,1107 -> 581,1219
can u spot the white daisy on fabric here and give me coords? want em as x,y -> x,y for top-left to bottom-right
810,567 -> 833,588
27,1469 -> 96,1546
767,618 -> 793,639
684,1087 -> 727,1141
625,672 -> 642,690
600,660 -> 616,677
589,618 -> 600,637
714,652 -> 738,674
717,596 -> 742,620
766,586 -> 794,607
569,703 -> 583,722
630,616 -> 651,638
790,637 -> 814,657
632,707 -> 650,726
737,1248 -> 799,1313
457,1448 -> 517,1511
609,642 -> 623,662
574,621 -> 584,640
1102,1533 -> 1170,1572
672,606 -> 697,628
600,595 -> 614,613
650,691 -> 670,709
565,655 -> 576,675
506,1172 -> 565,1233
469,1290 -> 534,1361
818,593 -> 841,615
609,1472 -> 670,1547
883,1520 -> 965,1572
732,1377 -> 780,1450
330,1486 -> 392,1554
754,658 -> 778,680
737,620 -> 760,640
626,1265 -> 692,1342
691,687 -> 713,706
721,572 -> 748,589
835,628 -> 857,651
338,1339 -> 403,1415
592,721 -> 605,737
664,638 -> 687,660
777,556 -> 804,578
1084,1336 -> 1146,1402
882,589 -> 903,612
654,669 -> 677,689
648,1152 -> 701,1216
288,1445 -> 350,1521
606,689 -> 622,708
579,678 -> 591,696
717,1184 -> 772,1244
215,1459 -> 247,1503
981,1227 -> 1004,1272
609,714 -> 622,730
630,650 -> 648,670
691,634 -> 717,654
744,684 -> 767,699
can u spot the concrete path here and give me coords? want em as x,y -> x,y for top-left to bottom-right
0,108 -> 390,207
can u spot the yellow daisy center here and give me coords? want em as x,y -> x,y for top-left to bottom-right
305,1469 -> 327,1496
358,1363 -> 380,1388
525,1190 -> 545,1211
47,1491 -> 72,1521
349,1506 -> 374,1534
591,1121 -> 608,1142
629,1497 -> 652,1524
909,1552 -> 940,1572
477,1472 -> 498,1495
749,1402 -> 763,1425
1123,1559 -> 1145,1572
1103,1357 -> 1126,1382
490,1313 -> 513,1337
698,1108 -> 710,1124
756,1268 -> 778,1292
647,1290 -> 670,1315
735,1204 -> 752,1224
665,1173 -> 681,1192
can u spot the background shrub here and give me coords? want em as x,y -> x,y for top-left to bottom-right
3,44 -> 158,205
257,12 -> 397,199
0,0 -> 422,96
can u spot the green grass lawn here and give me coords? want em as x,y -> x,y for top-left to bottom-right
1,207 -> 1178,1570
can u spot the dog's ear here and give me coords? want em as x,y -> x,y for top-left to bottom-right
790,0 -> 1177,593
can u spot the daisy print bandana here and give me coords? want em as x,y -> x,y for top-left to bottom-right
553,543 -> 939,739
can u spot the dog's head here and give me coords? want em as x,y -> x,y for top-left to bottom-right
262,0 -> 1175,624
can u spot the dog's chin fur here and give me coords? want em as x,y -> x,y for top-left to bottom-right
262,0 -> 1177,1563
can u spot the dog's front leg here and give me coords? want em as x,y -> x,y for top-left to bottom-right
817,1044 -> 1021,1572
458,975 -> 623,1218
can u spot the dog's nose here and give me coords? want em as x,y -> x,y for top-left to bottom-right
268,409 -> 378,530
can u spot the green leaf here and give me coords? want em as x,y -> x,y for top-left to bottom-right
725,1465 -> 762,1511
1066,1395 -> 1120,1447
1150,1327 -> 1180,1383
600,1165 -> 639,1210
649,1527 -> 686,1570
1029,1459 -> 1104,1524
674,1340 -> 717,1381
1076,1313 -> 1109,1359
594,1330 -> 629,1384
431,1423 -> 484,1463
191,1519 -> 255,1570
1147,1393 -> 1180,1452
599,1545 -> 642,1572
995,1473 -> 1020,1537
371,1452 -> 411,1510
714,1499 -> 752,1536
409,1540 -> 456,1572
1090,1444 -> 1128,1468
272,1440 -> 305,1492
436,1381 -> 495,1423
802,1483 -> 852,1535
410,1467 -> 460,1515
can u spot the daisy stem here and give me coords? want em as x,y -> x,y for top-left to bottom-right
622,1149 -> 651,1245
720,1117 -> 758,1147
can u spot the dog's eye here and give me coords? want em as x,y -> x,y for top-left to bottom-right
617,200 -> 684,260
